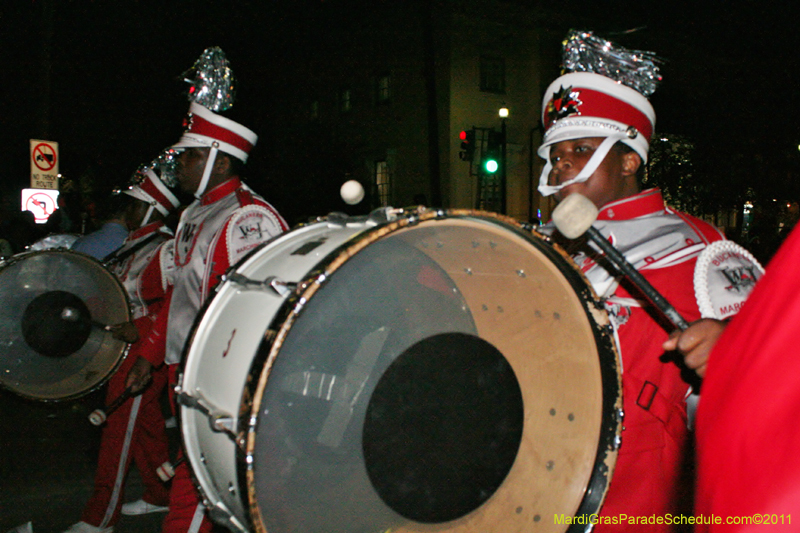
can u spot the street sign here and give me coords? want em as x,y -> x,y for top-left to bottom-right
22,188 -> 60,224
30,139 -> 60,189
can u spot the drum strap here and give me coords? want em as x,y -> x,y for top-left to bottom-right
103,232 -> 161,267
630,375 -> 688,441
235,187 -> 255,206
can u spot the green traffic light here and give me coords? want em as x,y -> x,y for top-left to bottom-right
484,159 -> 499,173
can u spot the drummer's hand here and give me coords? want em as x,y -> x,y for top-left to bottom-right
110,321 -> 140,344
126,357 -> 153,394
662,318 -> 727,379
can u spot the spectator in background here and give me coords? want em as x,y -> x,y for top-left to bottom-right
71,193 -> 130,260
2,210 -> 42,255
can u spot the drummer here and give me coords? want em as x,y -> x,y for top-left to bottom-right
535,31 -> 755,530
124,93 -> 288,531
62,158 -> 181,533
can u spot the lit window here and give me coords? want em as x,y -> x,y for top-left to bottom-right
377,74 -> 391,103
340,89 -> 352,112
480,56 -> 505,94
376,161 -> 390,206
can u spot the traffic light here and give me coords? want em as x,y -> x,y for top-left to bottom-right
482,130 -> 503,174
459,129 -> 476,161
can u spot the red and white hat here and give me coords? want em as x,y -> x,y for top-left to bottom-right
124,168 -> 180,215
121,168 -> 180,227
539,72 -> 655,163
172,102 -> 258,162
537,72 -> 656,197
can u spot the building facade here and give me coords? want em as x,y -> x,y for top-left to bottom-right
269,1 -> 563,225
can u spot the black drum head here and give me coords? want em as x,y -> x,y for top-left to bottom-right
22,290 -> 93,357
363,333 -> 524,523
0,250 -> 129,400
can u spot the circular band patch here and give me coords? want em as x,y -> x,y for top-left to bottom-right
226,205 -> 284,266
694,240 -> 764,319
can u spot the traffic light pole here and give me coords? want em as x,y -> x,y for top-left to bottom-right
500,118 -> 507,214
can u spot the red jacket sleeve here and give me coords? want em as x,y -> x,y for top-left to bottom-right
127,286 -> 172,367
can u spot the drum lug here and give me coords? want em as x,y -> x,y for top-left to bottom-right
325,212 -> 349,227
367,206 -> 402,225
177,389 -> 238,442
208,504 -> 248,533
265,277 -> 296,297
223,272 -> 297,297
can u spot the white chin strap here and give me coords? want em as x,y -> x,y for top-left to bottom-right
538,134 -> 627,197
140,205 -> 155,228
194,145 -> 219,199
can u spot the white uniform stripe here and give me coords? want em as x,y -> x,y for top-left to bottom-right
188,503 -> 206,533
100,394 -> 142,527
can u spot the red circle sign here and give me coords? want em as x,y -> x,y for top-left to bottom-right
33,143 -> 57,171
25,192 -> 56,223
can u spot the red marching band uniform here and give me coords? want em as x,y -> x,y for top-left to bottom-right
80,169 -> 180,530
130,100 -> 288,533
535,32 -> 759,531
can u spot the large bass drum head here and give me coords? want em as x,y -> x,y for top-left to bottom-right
244,211 -> 621,533
0,250 -> 130,400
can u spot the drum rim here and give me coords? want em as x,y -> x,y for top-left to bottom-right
185,208 -> 621,532
0,248 -> 132,402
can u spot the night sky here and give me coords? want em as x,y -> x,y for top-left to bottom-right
2,0 -> 799,214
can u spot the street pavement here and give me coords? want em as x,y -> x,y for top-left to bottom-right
0,388 -> 174,533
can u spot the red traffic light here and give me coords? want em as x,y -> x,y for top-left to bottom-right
459,128 -> 476,161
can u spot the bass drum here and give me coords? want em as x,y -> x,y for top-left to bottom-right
0,250 -> 130,400
178,209 -> 622,533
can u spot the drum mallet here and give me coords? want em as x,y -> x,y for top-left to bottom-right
551,192 -> 689,331
88,387 -> 135,426
157,456 -> 185,482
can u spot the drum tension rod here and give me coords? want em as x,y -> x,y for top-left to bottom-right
175,389 -> 238,443
222,272 -> 297,297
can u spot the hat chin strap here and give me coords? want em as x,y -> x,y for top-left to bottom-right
194,145 -> 219,199
140,205 -> 155,228
538,134 -> 626,197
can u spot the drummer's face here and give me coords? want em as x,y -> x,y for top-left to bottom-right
176,148 -> 210,194
548,137 -> 640,209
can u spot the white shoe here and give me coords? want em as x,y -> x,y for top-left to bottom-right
120,499 -> 169,516
61,522 -> 112,533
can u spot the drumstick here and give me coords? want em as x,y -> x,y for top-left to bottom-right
157,456 -> 185,482
551,193 -> 690,331
88,387 -> 135,426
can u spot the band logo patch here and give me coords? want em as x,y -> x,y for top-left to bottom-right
694,241 -> 764,320
720,265 -> 759,294
176,222 -> 202,266
604,300 -> 631,328
227,205 -> 284,265
181,223 -> 197,243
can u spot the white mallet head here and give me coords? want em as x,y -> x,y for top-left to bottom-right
551,193 -> 600,239
89,409 -> 107,426
340,179 -> 365,205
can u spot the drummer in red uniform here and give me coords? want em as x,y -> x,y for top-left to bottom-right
124,48 -> 288,533
662,228 -> 800,530
62,158 -> 180,533
536,31 -> 756,531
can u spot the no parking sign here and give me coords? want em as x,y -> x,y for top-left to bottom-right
30,139 -> 60,189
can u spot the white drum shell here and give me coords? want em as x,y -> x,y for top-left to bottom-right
180,209 -> 623,533
179,217 -> 378,528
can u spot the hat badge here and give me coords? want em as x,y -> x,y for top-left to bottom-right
547,85 -> 582,123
